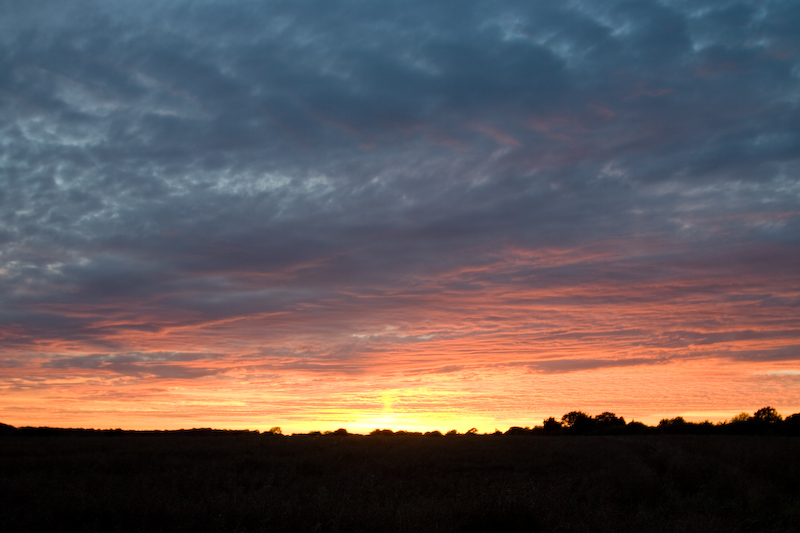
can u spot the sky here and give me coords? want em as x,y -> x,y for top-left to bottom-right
1,0 -> 799,433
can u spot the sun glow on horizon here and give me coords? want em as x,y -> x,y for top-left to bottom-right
3,358 -> 799,434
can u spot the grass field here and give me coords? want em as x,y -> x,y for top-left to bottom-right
2,431 -> 799,532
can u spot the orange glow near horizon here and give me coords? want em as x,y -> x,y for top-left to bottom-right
3,342 -> 799,433
2,242 -> 799,433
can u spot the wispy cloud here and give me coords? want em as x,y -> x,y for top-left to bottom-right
1,0 -> 799,429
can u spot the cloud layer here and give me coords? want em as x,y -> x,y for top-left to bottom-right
1,0 -> 799,429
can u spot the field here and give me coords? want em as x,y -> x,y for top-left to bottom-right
2,431 -> 799,532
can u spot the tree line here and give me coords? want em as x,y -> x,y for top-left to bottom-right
511,406 -> 800,436
3,406 -> 799,437
291,406 -> 800,437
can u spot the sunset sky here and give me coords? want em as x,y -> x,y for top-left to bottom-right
2,0 -> 799,433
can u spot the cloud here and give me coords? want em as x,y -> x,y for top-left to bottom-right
521,357 -> 668,374
42,351 -> 225,379
0,1 -> 798,422
726,346 -> 800,363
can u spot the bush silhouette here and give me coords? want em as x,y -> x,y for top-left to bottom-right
625,421 -> 650,434
504,426 -> 534,436
658,416 -> 685,427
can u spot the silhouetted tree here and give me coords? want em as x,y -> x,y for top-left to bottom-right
561,411 -> 594,433
542,417 -> 562,431
783,413 -> 800,435
754,406 -> 782,423
561,411 -> 589,427
595,412 -> 625,426
730,412 -> 752,423
658,417 -> 689,434
590,412 -> 625,434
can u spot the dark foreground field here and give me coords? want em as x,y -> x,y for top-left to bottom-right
2,432 -> 799,532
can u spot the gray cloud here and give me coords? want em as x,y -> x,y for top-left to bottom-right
504,357 -> 669,374
0,0 -> 798,372
43,351 -> 224,378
